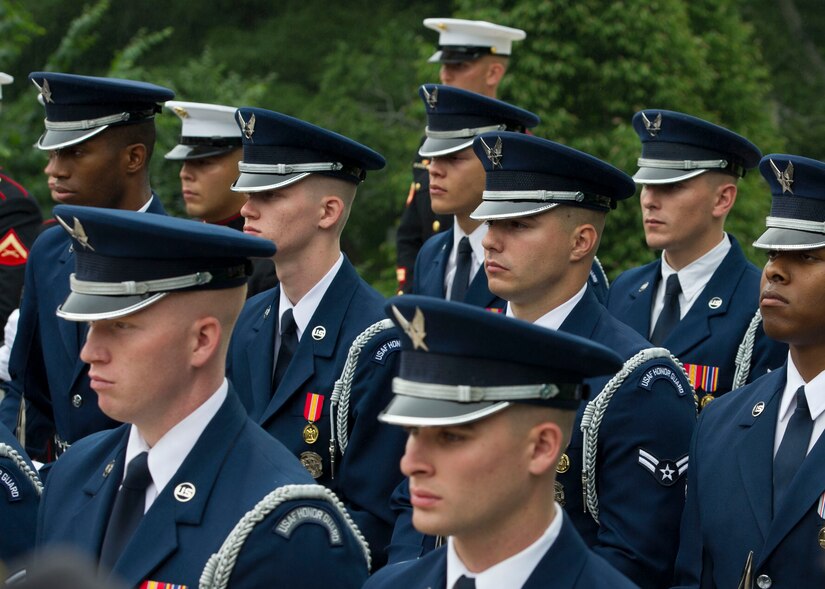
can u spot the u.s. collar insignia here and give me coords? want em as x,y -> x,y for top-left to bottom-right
638,281 -> 649,293
752,401 -> 765,417
237,111 -> 256,139
769,159 -> 794,194
708,297 -> 723,309
391,305 -> 429,351
641,112 -> 662,137
31,78 -> 54,104
172,105 -> 189,118
311,326 -> 326,341
479,136 -> 503,168
422,86 -> 438,109
174,482 -> 196,502
638,449 -> 688,486
56,215 -> 95,251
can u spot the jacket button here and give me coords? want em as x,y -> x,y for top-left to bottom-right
72,394 -> 83,408
757,574 -> 772,589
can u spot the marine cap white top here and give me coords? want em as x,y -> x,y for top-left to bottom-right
424,18 -> 526,58
0,72 -> 12,100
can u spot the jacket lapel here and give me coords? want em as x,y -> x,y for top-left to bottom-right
620,263 -> 659,336
463,267 -> 500,309
72,431 -> 129,559
259,260 -> 358,424
761,393 -> 825,561
524,512 -> 588,588
244,290 -> 279,421
735,369 -> 784,540
663,237 -> 748,356
420,231 -> 452,298
112,393 -> 247,586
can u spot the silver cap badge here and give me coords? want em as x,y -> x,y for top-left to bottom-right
769,159 -> 794,194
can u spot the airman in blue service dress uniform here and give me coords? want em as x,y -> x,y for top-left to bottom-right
607,110 -> 786,406
0,73 -> 173,462
672,154 -> 825,589
224,108 -> 405,566
395,18 -> 526,294
410,83 -> 538,311
36,205 -> 370,589
364,295 -> 638,589
0,421 -> 41,569
164,100 -> 276,297
388,133 -> 696,588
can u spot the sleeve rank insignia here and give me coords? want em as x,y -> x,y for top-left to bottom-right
638,448 -> 688,486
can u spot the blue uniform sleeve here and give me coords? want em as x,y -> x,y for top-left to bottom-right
586,357 -> 696,589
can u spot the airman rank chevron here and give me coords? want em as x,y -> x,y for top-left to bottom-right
638,449 -> 688,487
0,229 -> 28,267
140,582 -> 187,589
683,363 -> 719,392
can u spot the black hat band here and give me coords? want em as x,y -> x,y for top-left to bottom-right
179,135 -> 242,147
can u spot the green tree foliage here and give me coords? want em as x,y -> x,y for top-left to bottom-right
0,0 -> 803,293
453,0 -> 782,278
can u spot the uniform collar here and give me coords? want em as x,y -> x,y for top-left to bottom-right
278,253 -> 344,340
452,221 -> 488,264
508,284 -> 587,331
446,503 -> 563,589
660,233 -> 730,304
124,379 -> 228,507
779,354 -> 825,424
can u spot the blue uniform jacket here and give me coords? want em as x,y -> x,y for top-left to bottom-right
413,227 -> 609,307
387,290 -> 695,588
1,197 -> 166,461
367,511 -> 639,589
412,228 -> 505,310
226,257 -> 405,566
0,422 -> 40,565
37,390 -> 369,589
673,366 -> 825,588
606,236 -> 786,400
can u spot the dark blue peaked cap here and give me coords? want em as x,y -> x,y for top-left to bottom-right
379,295 -> 623,427
632,109 -> 761,184
470,132 -> 635,220
231,107 -> 385,192
754,154 -> 825,250
418,84 -> 539,157
28,72 -> 174,150
52,204 -> 275,321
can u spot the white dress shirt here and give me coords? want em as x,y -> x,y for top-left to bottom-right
123,379 -> 228,513
507,284 -> 587,332
650,233 -> 731,330
446,503 -> 564,589
773,354 -> 825,456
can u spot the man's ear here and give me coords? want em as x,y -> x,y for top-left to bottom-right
190,317 -> 221,368
123,143 -> 147,174
318,195 -> 345,230
527,422 -> 565,476
570,224 -> 599,262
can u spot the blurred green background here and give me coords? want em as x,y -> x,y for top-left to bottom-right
1,0 -> 823,294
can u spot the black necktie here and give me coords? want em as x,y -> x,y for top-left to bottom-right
773,386 -> 813,511
650,273 -> 681,346
454,575 -> 476,589
450,237 -> 473,302
99,452 -> 151,570
272,308 -> 298,391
